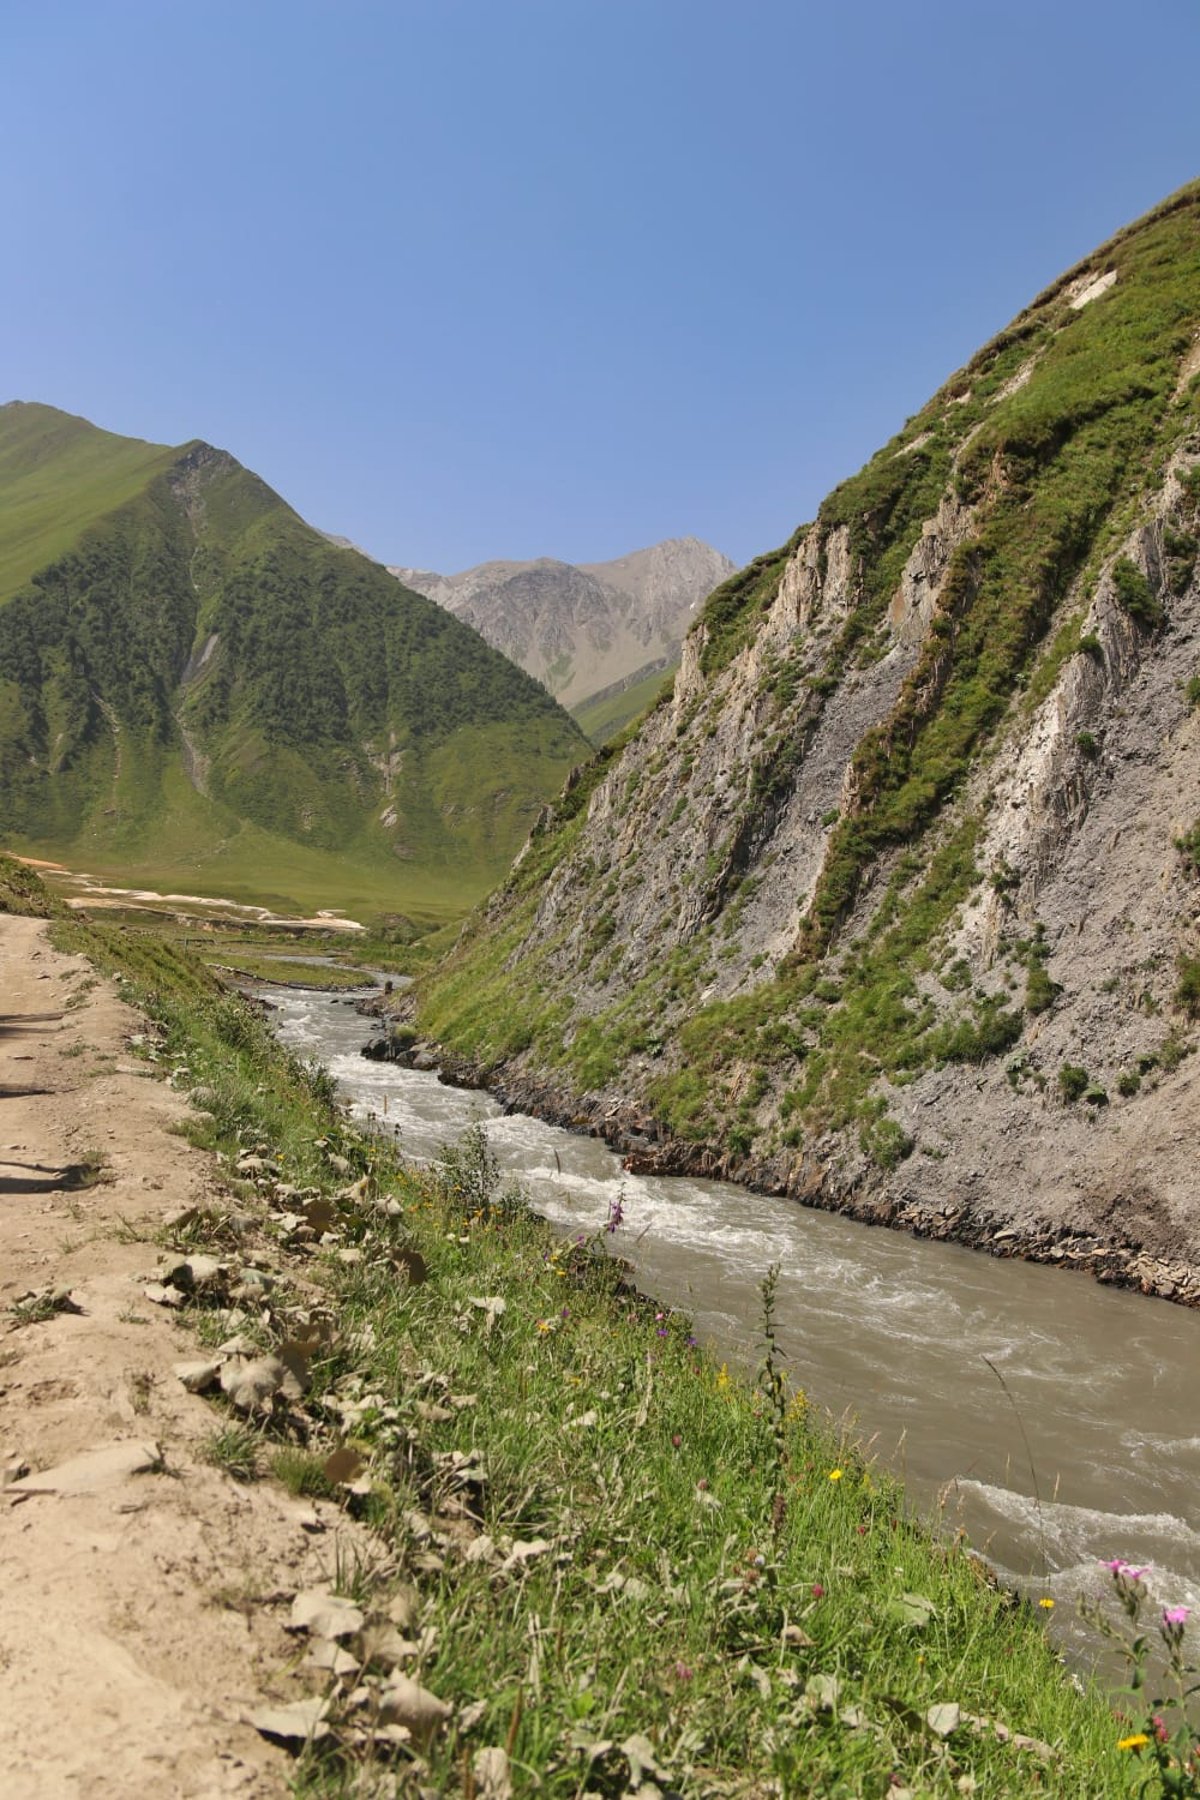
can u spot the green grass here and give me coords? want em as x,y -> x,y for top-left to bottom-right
18,814 -> 485,928
0,401 -> 180,604
0,402 -> 587,919
40,877 -> 1139,1798
415,178 -> 1200,1160
195,952 -> 373,989
570,661 -> 679,745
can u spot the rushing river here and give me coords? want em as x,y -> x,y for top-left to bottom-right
266,979 -> 1200,1650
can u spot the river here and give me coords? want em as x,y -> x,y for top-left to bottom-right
265,978 -> 1200,1652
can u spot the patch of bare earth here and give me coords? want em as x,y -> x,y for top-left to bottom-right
0,917 -> 357,1797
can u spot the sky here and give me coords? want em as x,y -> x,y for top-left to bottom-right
3,1 -> 1198,572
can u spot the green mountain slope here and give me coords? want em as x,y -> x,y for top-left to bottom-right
417,180 -> 1200,1270
569,658 -> 678,744
0,405 -> 588,920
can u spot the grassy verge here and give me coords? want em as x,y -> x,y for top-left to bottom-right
24,884 -> 1136,1794
195,951 -> 375,990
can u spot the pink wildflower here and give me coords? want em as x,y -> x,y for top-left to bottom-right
1163,1606 -> 1191,1627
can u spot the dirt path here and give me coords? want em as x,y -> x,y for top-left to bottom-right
0,917 -> 348,1797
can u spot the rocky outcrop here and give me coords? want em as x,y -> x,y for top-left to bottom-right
416,181 -> 1200,1276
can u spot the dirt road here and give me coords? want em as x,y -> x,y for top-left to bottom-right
0,917 -> 341,1797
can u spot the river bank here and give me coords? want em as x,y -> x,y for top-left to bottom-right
360,1005 -> 1200,1310
0,853 -> 1153,1796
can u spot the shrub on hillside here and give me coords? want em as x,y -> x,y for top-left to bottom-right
1112,556 -> 1164,629
1058,1063 -> 1090,1103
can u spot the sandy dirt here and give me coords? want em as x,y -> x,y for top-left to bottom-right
0,917 -> 352,1797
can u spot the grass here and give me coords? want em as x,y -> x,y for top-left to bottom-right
570,661 -> 679,745
202,1422 -> 262,1483
415,178 -> 1200,1162
0,402 -> 180,604
20,859 -> 1143,1796
0,400 -> 587,921
196,952 -> 373,990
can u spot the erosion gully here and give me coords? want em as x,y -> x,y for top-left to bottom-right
265,977 -> 1200,1662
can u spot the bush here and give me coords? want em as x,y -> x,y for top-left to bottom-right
859,1116 -> 915,1171
1084,1085 -> 1109,1107
1026,962 -> 1061,1014
1058,1064 -> 1090,1103
1075,730 -> 1099,760
1175,956 -> 1200,1018
1176,821 -> 1200,873
1116,1069 -> 1141,1097
1111,556 -> 1164,629
932,996 -> 1024,1064
1078,632 -> 1104,659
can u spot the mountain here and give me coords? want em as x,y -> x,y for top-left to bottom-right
0,403 -> 588,922
416,180 -> 1200,1275
391,537 -> 735,730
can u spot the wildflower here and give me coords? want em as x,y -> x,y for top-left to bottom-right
671,1433 -> 682,1449
536,1319 -> 552,1333
1103,1559 -> 1150,1581
605,1192 -> 626,1233
811,1582 -> 825,1599
1038,1597 -> 1055,1610
715,1364 -> 731,1392
673,1661 -> 693,1681
1163,1606 -> 1191,1627
828,1468 -> 844,1482
1117,1733 -> 1150,1752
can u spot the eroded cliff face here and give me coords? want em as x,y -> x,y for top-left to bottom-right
417,181 -> 1200,1279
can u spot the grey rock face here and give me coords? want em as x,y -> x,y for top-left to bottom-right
391,538 -> 735,709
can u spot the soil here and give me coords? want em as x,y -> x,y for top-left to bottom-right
0,916 -> 354,1797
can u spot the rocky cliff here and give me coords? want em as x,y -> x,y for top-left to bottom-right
416,180 -> 1200,1283
392,538 -> 735,715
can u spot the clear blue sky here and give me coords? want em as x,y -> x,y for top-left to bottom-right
3,1 -> 1198,571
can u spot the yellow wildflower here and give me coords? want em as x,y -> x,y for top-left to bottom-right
715,1363 -> 731,1391
828,1468 -> 844,1482
1117,1734 -> 1150,1752
1038,1596 -> 1055,1610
